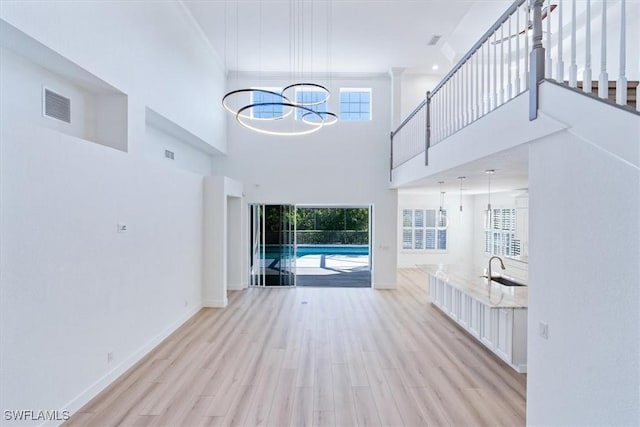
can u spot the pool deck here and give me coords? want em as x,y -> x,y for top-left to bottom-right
261,253 -> 371,287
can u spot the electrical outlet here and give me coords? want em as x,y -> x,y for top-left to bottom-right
165,149 -> 175,160
107,351 -> 114,363
539,322 -> 549,339
117,224 -> 127,233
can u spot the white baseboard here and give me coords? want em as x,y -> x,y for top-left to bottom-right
227,283 -> 246,291
51,305 -> 201,426
203,297 -> 228,308
373,283 -> 397,290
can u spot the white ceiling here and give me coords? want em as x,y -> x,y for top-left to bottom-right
182,0 -> 527,193
398,145 -> 530,195
182,0 -> 513,75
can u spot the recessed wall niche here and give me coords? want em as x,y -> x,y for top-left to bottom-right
0,20 -> 128,152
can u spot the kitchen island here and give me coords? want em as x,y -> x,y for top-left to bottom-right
420,264 -> 528,373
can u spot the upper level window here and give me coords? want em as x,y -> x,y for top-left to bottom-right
251,88 -> 283,119
402,208 -> 447,251
295,90 -> 327,121
485,208 -> 521,257
340,88 -> 371,121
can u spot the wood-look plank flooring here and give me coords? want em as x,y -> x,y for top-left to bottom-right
65,269 -> 526,426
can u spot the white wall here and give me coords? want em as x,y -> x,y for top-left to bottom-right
397,191 -> 474,268
144,124 -> 214,176
214,74 -> 398,288
526,83 -> 640,425
0,3 -> 225,423
399,73 -> 441,121
0,1 -> 226,154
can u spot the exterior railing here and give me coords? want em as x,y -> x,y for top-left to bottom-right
390,0 -> 638,176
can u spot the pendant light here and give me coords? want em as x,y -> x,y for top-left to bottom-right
438,181 -> 448,228
220,0 -> 337,135
457,176 -> 466,214
484,170 -> 495,229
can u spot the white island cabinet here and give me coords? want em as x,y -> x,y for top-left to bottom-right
425,266 -> 528,373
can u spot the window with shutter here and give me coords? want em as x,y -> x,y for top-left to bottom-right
401,208 -> 447,252
485,208 -> 521,257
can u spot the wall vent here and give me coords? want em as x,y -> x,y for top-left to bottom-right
427,35 -> 442,46
43,88 -> 71,123
164,149 -> 175,160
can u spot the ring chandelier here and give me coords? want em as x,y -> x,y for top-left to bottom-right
222,84 -> 337,136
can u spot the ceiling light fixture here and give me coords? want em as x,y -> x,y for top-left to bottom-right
484,170 -> 495,229
458,176 -> 466,213
221,0 -> 337,136
438,181 -> 449,229
432,65 -> 439,71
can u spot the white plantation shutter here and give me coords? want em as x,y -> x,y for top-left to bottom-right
401,208 -> 447,251
485,208 -> 520,257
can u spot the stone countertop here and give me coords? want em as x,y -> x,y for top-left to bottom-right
419,264 -> 529,309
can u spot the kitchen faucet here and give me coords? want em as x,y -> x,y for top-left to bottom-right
487,256 -> 505,286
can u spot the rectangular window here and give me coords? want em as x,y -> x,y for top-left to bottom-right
295,90 -> 327,120
402,208 -> 447,251
484,208 -> 521,257
251,88 -> 284,119
339,88 -> 371,121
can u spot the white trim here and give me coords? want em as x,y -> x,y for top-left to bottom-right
51,305 -> 202,427
227,283 -> 246,291
203,297 -> 228,308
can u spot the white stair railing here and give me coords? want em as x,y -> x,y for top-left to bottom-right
390,0 -> 638,176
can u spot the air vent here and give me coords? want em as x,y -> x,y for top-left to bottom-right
164,149 -> 175,160
427,35 -> 442,46
43,88 -> 71,123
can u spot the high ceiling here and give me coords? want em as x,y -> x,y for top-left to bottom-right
182,0 -> 513,75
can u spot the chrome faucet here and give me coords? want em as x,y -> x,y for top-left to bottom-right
487,256 -> 505,285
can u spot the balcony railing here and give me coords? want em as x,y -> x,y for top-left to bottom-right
390,0 -> 639,176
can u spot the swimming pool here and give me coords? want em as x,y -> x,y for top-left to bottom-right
296,245 -> 369,257
261,244 -> 369,259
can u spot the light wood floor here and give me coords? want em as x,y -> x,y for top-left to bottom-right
65,269 -> 526,426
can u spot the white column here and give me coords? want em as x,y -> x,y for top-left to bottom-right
493,31 -> 498,109
525,5 -> 529,89
508,14 -> 513,100
616,0 -> 627,106
569,0 -> 578,87
598,0 -> 608,99
583,0 -> 592,94
545,0 -> 553,78
500,23 -> 505,104
557,0 -> 565,82
515,5 -> 521,94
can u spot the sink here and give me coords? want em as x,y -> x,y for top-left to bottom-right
481,275 -> 526,287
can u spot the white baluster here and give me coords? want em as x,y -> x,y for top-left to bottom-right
515,5 -> 521,94
481,42 -> 486,115
508,14 -> 513,100
584,0 -> 592,94
525,4 -> 529,90
487,41 -> 492,112
569,0 -> 577,87
546,0 -> 553,78
500,23 -> 505,104
598,0 -> 608,99
493,31 -> 498,109
557,0 -> 565,82
616,0 -> 627,106
476,51 -> 480,120
463,64 -> 467,126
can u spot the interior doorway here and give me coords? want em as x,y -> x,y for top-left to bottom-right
249,204 -> 371,288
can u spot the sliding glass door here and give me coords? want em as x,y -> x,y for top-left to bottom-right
250,204 -> 296,287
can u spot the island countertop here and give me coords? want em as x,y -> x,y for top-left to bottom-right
419,264 -> 528,308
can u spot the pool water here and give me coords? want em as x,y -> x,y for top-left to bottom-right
261,244 -> 369,259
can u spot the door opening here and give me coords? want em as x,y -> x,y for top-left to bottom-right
249,204 -> 371,288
